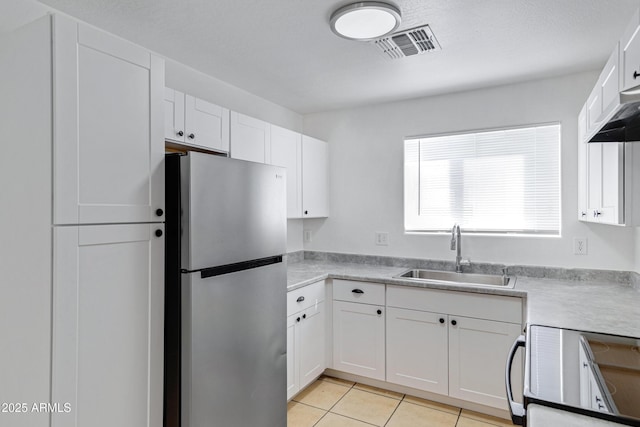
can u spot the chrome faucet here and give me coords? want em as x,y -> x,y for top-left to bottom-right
450,224 -> 470,273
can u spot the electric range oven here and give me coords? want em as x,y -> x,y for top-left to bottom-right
506,325 -> 640,426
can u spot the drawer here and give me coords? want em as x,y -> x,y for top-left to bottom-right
333,279 -> 385,306
287,280 -> 325,316
387,285 -> 522,324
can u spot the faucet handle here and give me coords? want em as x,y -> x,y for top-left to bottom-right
502,267 -> 508,276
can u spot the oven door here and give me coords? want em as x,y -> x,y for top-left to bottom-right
507,325 -> 640,427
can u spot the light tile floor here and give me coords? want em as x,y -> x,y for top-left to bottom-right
288,376 -> 514,427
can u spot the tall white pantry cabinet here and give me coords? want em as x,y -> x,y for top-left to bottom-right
0,15 -> 164,427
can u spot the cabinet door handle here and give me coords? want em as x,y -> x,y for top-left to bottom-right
302,314 -> 306,319
580,211 -> 586,217
177,130 -> 184,137
155,229 -> 163,237
296,296 -> 305,302
352,289 -> 364,294
451,319 -> 457,326
439,318 -> 445,324
296,317 -> 301,322
376,309 -> 382,315
156,208 -> 164,217
304,210 -> 308,215
634,71 -> 640,79
594,211 -> 602,217
188,133 -> 195,139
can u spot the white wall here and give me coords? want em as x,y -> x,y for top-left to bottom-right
303,72 -> 637,271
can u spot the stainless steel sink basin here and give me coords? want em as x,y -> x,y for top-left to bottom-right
395,269 -> 515,287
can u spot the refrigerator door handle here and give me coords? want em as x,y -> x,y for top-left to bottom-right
199,256 -> 282,279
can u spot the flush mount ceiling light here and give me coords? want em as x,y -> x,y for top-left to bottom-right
330,2 -> 402,41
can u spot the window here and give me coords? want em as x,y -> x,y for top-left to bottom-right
404,124 -> 561,235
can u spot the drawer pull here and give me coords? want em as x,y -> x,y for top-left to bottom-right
352,289 -> 364,294
296,296 -> 305,302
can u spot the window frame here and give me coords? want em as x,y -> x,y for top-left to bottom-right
403,122 -> 562,237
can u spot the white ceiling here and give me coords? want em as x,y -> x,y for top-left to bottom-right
7,0 -> 640,114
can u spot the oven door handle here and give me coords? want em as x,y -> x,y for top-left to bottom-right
506,334 -> 526,425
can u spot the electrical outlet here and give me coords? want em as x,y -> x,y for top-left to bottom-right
375,232 -> 389,246
573,237 -> 587,255
303,229 -> 312,243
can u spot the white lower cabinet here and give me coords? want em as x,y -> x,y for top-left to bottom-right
386,307 -> 448,394
383,285 -> 523,410
332,282 -> 386,381
448,316 -> 523,408
386,309 -> 521,409
287,282 -> 326,400
51,224 -> 164,427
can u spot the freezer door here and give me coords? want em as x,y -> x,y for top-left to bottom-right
181,152 -> 286,271
181,261 -> 286,427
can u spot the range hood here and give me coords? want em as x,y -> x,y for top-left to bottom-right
590,88 -> 640,143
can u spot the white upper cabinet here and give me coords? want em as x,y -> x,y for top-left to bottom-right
270,125 -> 303,218
302,135 -> 329,218
230,111 -> 271,163
53,15 -> 164,225
621,9 -> 640,92
585,46 -> 619,136
585,142 -> 625,225
578,106 -> 588,221
164,88 -> 186,143
164,88 -> 230,152
600,46 -> 620,120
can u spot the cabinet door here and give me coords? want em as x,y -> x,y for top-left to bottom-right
271,125 -> 303,218
302,135 -> 329,218
386,307 -> 448,394
333,301 -> 385,381
600,46 -> 620,119
586,87 -> 602,134
587,143 -> 624,225
164,88 -> 185,143
185,94 -> 230,152
287,314 -> 299,400
448,316 -> 522,409
52,224 -> 164,427
230,111 -> 270,163
578,106 -> 588,221
53,15 -> 164,225
621,9 -> 640,92
599,143 -> 624,225
587,143 -> 603,222
299,302 -> 326,389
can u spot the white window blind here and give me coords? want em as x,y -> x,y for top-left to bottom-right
404,124 -> 560,235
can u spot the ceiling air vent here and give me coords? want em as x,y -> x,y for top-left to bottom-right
373,25 -> 441,59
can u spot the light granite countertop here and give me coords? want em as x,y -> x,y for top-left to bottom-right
287,259 -> 640,337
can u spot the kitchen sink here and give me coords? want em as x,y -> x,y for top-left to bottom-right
395,269 -> 515,287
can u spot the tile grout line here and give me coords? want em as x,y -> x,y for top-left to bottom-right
310,377 -> 357,427
381,397 -> 403,427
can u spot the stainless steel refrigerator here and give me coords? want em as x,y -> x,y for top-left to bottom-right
164,152 -> 287,427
